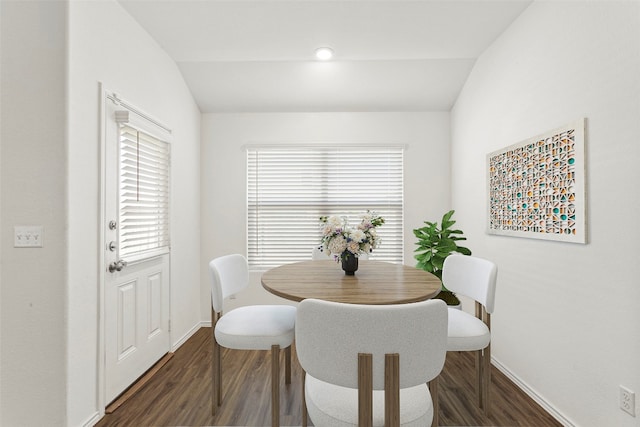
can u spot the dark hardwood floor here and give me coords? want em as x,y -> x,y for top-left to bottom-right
96,327 -> 561,426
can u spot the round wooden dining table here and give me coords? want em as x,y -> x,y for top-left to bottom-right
261,259 -> 442,305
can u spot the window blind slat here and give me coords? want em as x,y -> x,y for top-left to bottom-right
118,124 -> 170,262
247,146 -> 404,269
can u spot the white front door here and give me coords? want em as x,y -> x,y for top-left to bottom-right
102,91 -> 171,404
104,255 -> 170,402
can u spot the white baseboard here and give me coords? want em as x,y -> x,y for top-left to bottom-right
491,356 -> 577,427
171,322 -> 202,351
82,411 -> 101,427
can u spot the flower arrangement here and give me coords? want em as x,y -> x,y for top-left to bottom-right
319,211 -> 385,261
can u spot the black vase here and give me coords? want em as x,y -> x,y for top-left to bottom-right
341,254 -> 358,275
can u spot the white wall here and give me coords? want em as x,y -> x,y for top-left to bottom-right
66,1 -> 202,425
1,1 -> 69,425
0,0 -> 207,425
451,2 -> 640,426
201,112 -> 451,313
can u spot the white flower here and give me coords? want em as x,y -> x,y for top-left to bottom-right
357,221 -> 371,231
326,215 -> 343,228
322,225 -> 334,236
347,241 -> 360,254
327,235 -> 347,255
350,229 -> 366,243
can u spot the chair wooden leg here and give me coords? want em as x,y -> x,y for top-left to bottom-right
428,377 -> 439,427
285,345 -> 292,385
271,345 -> 280,427
481,344 -> 491,416
474,302 -> 483,410
475,349 -> 483,409
211,309 -> 222,416
215,341 -> 222,406
482,311 -> 492,417
358,353 -> 373,427
384,353 -> 400,427
474,303 -> 492,415
302,371 -> 308,427
211,325 -> 217,416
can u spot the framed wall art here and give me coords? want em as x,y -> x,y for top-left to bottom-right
487,118 -> 587,243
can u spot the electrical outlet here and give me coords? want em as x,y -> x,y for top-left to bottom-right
620,386 -> 636,416
14,226 -> 44,248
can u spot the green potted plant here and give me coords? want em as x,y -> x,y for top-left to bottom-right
413,210 -> 471,306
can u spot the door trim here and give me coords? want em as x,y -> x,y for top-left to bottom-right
97,83 -> 108,416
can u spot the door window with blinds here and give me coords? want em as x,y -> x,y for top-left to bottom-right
118,124 -> 170,262
247,146 -> 404,269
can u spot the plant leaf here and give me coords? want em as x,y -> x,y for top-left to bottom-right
456,246 -> 472,255
441,210 -> 454,224
432,257 -> 445,269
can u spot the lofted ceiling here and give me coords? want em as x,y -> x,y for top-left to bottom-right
117,0 -> 532,113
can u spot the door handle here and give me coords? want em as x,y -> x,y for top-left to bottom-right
108,260 -> 128,273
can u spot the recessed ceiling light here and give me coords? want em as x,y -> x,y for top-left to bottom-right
315,47 -> 334,61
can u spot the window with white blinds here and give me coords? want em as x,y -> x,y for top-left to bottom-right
247,146 -> 404,269
118,124 -> 170,262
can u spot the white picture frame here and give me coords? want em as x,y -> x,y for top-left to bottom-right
487,118 -> 587,244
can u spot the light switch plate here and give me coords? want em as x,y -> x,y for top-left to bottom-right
14,226 -> 43,248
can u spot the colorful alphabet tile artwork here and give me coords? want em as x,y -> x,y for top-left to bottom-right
487,119 -> 587,243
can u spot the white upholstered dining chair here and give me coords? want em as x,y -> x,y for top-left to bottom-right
209,254 -> 296,427
296,298 -> 448,427
442,254 -> 498,416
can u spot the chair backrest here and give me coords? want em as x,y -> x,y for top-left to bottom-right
442,255 -> 498,313
209,254 -> 249,312
296,298 -> 447,390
